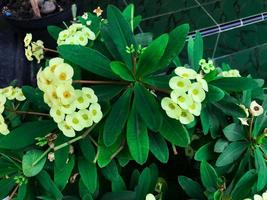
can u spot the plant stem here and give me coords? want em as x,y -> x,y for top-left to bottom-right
43,47 -> 58,54
93,149 -> 100,164
88,135 -> 99,147
172,144 -> 178,155
6,109 -> 50,117
54,125 -> 96,151
132,55 -> 137,76
144,84 -> 171,94
0,153 -> 22,170
110,140 -> 125,160
32,147 -> 52,166
9,184 -> 19,200
248,116 -> 254,140
73,80 -> 128,85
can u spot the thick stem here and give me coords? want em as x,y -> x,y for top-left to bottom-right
73,80 -> 128,85
6,109 -> 50,117
9,184 -> 19,200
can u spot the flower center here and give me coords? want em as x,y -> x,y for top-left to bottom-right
168,103 -> 176,110
59,73 -> 67,80
63,91 -> 71,98
177,81 -> 184,87
192,89 -> 199,95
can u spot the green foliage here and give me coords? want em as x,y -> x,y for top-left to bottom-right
22,150 -> 46,177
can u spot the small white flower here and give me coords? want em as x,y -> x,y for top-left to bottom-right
58,121 -> 76,137
250,101 -> 264,116
169,76 -> 191,92
179,110 -> 194,125
145,193 -> 156,200
174,67 -> 197,79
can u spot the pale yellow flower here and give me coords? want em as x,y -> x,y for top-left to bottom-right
58,121 -> 75,137
74,90 -> 90,110
196,75 -> 208,92
0,95 -> 7,106
46,86 -> 61,106
49,57 -> 64,73
56,84 -> 76,105
82,27 -> 96,41
1,86 -> 13,98
169,76 -> 191,92
188,101 -> 201,116
60,103 -> 77,115
65,112 -> 84,131
58,30 -> 70,41
161,97 -> 181,120
14,88 -> 26,101
78,109 -> 93,128
0,117 -> 9,135
24,33 -> 32,47
188,83 -> 206,103
170,90 -> 193,110
250,101 -> 264,117
54,63 -> 74,82
146,194 -> 156,200
82,87 -> 98,103
25,46 -> 33,61
50,106 -> 65,123
74,31 -> 88,46
89,103 -> 102,123
179,110 -> 194,125
175,67 -> 197,79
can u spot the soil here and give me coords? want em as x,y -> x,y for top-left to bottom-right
2,0 -> 72,19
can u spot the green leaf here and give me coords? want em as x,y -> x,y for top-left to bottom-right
136,34 -> 169,77
214,139 -> 229,153
216,141 -> 248,167
22,86 -> 49,110
47,26 -> 63,40
159,115 -> 190,147
36,170 -> 63,200
0,177 -> 16,199
200,161 -> 218,192
127,105 -> 149,164
22,149 -> 47,177
210,77 -> 258,92
254,147 -> 267,190
194,142 -> 216,161
122,4 -> 134,31
0,120 -> 56,150
98,137 -> 122,168
135,33 -> 153,46
223,123 -> 245,141
58,45 -> 118,79
92,85 -> 125,101
79,179 -> 93,200
79,138 -> 96,162
206,85 -> 225,102
78,158 -> 98,194
117,148 -> 132,167
187,32 -> 203,71
231,170 -> 257,200
143,74 -> 171,90
178,176 -> 205,200
149,133 -> 169,163
158,24 -> 190,69
54,155 -> 75,191
104,89 -> 132,146
200,106 -> 210,134
110,61 -> 134,81
134,83 -> 163,131
135,168 -> 151,200
101,191 -> 136,200
106,5 -> 137,68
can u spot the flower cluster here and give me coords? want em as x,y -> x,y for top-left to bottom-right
161,67 -> 208,125
238,101 -> 264,126
219,69 -> 241,77
57,23 -> 96,46
0,86 -> 26,135
24,33 -> 44,63
244,191 -> 267,200
37,57 -> 103,137
199,59 -> 215,74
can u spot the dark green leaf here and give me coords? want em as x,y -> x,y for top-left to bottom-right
159,115 -> 190,147
216,141 -> 248,167
200,161 -> 218,192
149,133 -> 169,163
135,33 -> 153,46
104,89 -> 132,146
210,77 -> 258,92
127,106 -> 149,164
22,86 -> 49,110
254,147 -> 267,190
47,26 -> 63,40
178,176 -> 205,200
214,139 -> 229,153
92,85 -> 125,101
79,138 -> 96,162
188,32 -> 203,71
22,150 -> 47,177
101,191 -> 136,200
134,83 -> 162,131
223,123 -> 245,141
0,120 -> 56,150
0,177 -> 15,199
194,142 -> 216,161
58,45 -> 118,79
143,74 -> 171,90
206,85 -> 225,102
135,168 -> 151,200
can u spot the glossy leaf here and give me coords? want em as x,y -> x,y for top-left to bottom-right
206,85 -> 225,102
110,61 -> 134,81
200,161 -> 218,192
149,133 -> 169,163
135,168 -> 152,200
178,176 -> 205,200
187,32 -> 203,71
194,142 -> 216,161
223,123 -> 245,141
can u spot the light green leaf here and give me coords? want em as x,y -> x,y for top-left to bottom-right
110,61 -> 135,81
136,34 -> 169,77
223,123 -> 245,141
22,150 -> 47,177
187,32 -> 203,71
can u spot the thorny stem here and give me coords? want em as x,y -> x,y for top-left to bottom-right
6,109 -> 50,117
9,184 -> 19,200
172,144 -> 178,155
73,80 -> 128,85
110,139 -> 125,160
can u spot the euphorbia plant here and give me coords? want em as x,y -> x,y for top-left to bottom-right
0,3 -> 265,200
